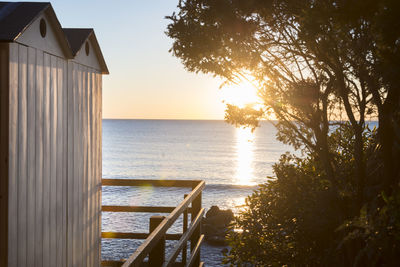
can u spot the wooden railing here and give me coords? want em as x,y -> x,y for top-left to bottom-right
101,179 -> 205,267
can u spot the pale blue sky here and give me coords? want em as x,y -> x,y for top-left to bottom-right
17,0 -> 231,119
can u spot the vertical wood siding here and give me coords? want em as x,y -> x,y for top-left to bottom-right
97,73 -> 102,267
17,44 -> 28,267
27,46 -> 36,267
0,43 -> 10,267
42,51 -> 51,267
66,61 -> 102,267
8,43 -> 19,267
8,43 -> 102,267
35,48 -> 44,267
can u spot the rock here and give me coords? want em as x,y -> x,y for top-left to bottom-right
204,206 -> 233,226
205,205 -> 220,218
202,206 -> 234,246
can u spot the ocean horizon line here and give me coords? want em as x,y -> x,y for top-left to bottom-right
102,118 -> 278,122
102,118 -> 378,123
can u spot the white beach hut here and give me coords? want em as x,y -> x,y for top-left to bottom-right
0,2 -> 108,266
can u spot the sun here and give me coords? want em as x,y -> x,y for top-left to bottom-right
219,78 -> 260,108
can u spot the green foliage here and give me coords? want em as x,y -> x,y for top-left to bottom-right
338,190 -> 400,266
166,0 -> 400,265
225,126 -> 400,266
225,154 -> 342,266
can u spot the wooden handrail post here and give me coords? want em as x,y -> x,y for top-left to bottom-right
149,216 -> 166,267
117,180 -> 205,267
191,190 -> 202,266
183,194 -> 188,265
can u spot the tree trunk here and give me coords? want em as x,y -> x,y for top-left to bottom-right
380,105 -> 395,193
378,86 -> 400,194
354,125 -> 366,206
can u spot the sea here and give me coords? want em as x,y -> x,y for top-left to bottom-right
101,119 -> 295,266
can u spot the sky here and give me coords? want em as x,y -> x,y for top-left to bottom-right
17,0 -> 236,119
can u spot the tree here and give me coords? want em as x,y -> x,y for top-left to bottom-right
166,0 -> 400,200
166,0 -> 400,265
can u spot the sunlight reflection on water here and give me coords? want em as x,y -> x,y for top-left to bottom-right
232,196 -> 247,213
235,127 -> 256,185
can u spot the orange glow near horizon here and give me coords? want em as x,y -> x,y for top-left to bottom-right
103,75 -> 264,120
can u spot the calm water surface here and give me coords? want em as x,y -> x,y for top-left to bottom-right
101,120 -> 294,265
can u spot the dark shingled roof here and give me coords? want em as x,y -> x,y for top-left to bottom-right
63,28 -> 93,56
0,2 -> 50,41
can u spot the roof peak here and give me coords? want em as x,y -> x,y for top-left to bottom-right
0,2 -> 50,41
63,28 -> 93,55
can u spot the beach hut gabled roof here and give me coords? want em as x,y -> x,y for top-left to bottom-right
63,28 -> 92,56
0,1 -> 73,58
63,28 -> 109,74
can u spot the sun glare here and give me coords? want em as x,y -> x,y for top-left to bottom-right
219,79 -> 260,108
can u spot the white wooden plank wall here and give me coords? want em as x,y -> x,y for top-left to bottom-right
42,51 -> 51,267
67,62 -> 102,267
66,61 -> 74,266
0,44 -> 10,267
8,43 -> 102,267
8,43 -> 68,267
8,42 -> 19,267
62,59 -> 68,267
35,48 -> 44,267
96,73 -> 102,267
17,44 -> 28,267
27,46 -> 36,266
